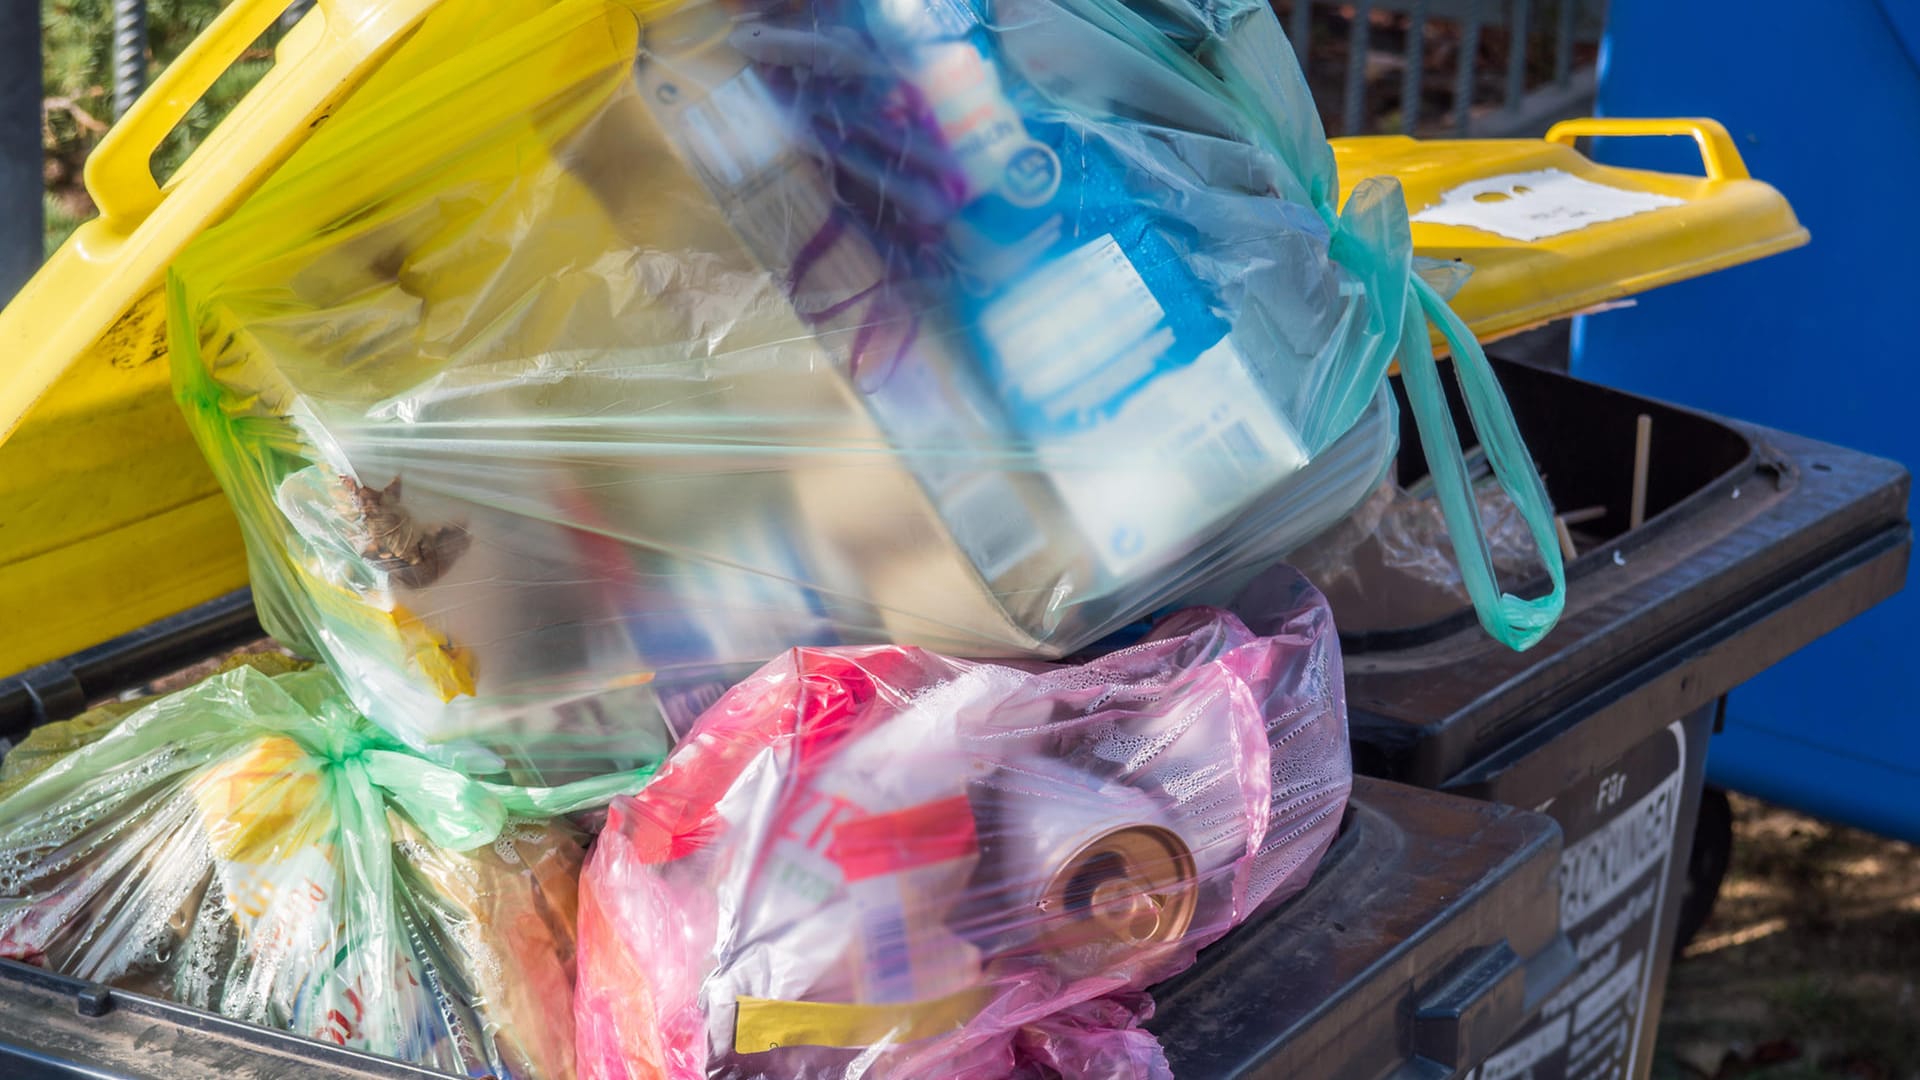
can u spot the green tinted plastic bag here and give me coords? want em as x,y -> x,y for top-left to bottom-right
0,657 -> 652,1078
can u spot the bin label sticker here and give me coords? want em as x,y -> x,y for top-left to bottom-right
1411,169 -> 1684,243
1480,1014 -> 1569,1080
1468,720 -> 1688,1080
1561,771 -> 1682,926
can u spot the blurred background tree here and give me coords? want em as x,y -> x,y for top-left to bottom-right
32,0 -> 1584,254
40,0 -> 268,255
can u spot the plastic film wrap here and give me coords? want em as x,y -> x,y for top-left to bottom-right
574,581 -> 1349,1079
168,0 -> 1561,776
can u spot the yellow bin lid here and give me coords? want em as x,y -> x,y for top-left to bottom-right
0,0 -> 442,675
1335,118 -> 1810,346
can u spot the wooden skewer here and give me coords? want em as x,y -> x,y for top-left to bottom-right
1629,414 -> 1653,529
1558,505 -> 1608,527
1554,515 -> 1579,563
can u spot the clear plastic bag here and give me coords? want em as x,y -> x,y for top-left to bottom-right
0,656 -> 652,1078
169,0 -> 1560,774
573,581 -> 1349,1079
1283,461 -> 1546,634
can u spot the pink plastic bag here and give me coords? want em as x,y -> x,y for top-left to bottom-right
575,579 -> 1350,1080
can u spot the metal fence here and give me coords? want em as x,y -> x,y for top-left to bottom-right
1286,0 -> 1607,137
1,4 -> 43,302
2,0 -> 1606,303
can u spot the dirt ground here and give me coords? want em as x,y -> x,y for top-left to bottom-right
1653,796 -> 1920,1080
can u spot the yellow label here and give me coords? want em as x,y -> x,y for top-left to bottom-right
187,736 -> 323,862
732,988 -> 987,1054
390,601 -> 478,701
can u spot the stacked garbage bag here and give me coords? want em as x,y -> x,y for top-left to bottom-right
0,0 -> 1565,1073
0,654 -> 648,1078
574,596 -> 1348,1079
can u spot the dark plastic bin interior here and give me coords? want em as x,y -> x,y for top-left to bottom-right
1317,358 -> 1908,1080
1336,358 -> 1752,651
1336,357 -> 1911,790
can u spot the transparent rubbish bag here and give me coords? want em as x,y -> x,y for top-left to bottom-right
573,577 -> 1350,1079
0,656 -> 652,1079
168,0 -> 1561,775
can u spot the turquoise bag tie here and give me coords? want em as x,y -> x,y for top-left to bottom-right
1327,176 -> 1566,649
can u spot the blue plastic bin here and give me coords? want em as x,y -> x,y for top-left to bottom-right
1571,0 -> 1920,841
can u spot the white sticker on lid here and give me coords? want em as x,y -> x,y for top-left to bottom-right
1411,168 -> 1685,242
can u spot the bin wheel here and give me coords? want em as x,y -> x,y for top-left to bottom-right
1673,786 -> 1733,958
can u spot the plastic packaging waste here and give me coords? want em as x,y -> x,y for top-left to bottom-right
0,655 -> 654,1079
168,0 -> 1561,775
1284,461 -> 1544,635
573,579 -> 1350,1079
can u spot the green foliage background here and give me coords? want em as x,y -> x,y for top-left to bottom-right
40,0 -> 273,255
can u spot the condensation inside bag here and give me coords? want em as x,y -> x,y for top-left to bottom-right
574,587 -> 1349,1080
0,656 -> 651,1079
168,0 -> 1562,774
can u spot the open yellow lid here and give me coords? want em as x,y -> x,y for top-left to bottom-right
0,0 -> 452,674
0,0 -> 450,446
0,0 -> 657,675
1334,118 -> 1809,345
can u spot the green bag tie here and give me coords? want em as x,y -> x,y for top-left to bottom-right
1399,273 -> 1567,650
1327,176 -> 1567,651
353,749 -> 655,851
278,676 -> 659,852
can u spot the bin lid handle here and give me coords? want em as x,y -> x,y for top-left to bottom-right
1544,117 -> 1750,183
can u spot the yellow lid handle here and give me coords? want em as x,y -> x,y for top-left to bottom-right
1544,117 -> 1750,182
83,0 -> 378,228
